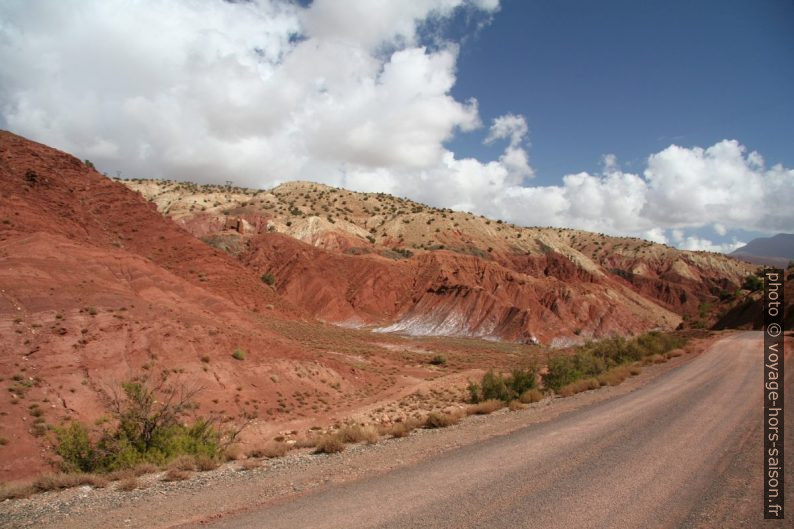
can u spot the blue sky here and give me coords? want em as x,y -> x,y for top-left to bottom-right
449,0 -> 794,182
1,0 -> 792,252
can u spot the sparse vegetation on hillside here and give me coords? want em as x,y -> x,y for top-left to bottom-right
121,179 -> 757,271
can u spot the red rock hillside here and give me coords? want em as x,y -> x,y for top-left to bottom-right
122,179 -> 756,344
0,131 -> 759,482
0,132 -> 475,481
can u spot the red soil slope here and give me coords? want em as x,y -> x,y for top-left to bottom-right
0,132 -> 400,481
243,233 -> 679,344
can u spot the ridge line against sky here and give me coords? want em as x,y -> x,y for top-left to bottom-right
0,0 -> 792,253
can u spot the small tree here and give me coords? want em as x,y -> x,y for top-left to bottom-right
54,374 -> 227,472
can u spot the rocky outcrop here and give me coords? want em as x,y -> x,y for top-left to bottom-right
242,233 -> 681,343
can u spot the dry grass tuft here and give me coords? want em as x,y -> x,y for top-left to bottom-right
629,366 -> 642,376
337,424 -> 379,444
596,365 -> 631,387
116,477 -> 140,491
508,400 -> 527,411
0,482 -> 35,501
33,472 -> 108,492
195,455 -> 220,471
249,442 -> 290,459
314,435 -> 345,454
423,410 -> 462,428
132,462 -> 161,476
106,469 -> 136,482
293,436 -> 318,449
378,419 -> 420,438
558,377 -> 599,397
168,455 -> 197,471
519,388 -> 544,404
466,399 -> 504,415
162,469 -> 192,482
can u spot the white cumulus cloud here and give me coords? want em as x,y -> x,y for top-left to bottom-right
1,0 -> 792,253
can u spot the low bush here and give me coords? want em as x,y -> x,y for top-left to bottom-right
429,354 -> 446,366
742,274 -> 763,292
168,455 -> 196,471
596,365 -> 631,387
132,462 -> 160,476
314,435 -> 345,454
544,332 -> 686,393
162,469 -> 191,481
195,455 -> 220,471
558,378 -> 599,397
107,468 -> 136,482
423,411 -> 462,428
116,477 -> 140,491
33,472 -> 108,492
466,399 -> 504,415
519,388 -> 544,404
249,442 -> 290,459
293,436 -> 318,449
337,424 -> 378,444
378,420 -> 420,438
54,375 -> 228,474
468,367 -> 538,403
0,482 -> 35,501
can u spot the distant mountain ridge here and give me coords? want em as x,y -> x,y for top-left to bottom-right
730,233 -> 794,268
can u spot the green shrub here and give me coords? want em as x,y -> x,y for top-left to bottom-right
480,370 -> 511,402
55,422 -> 98,473
468,367 -> 538,403
429,354 -> 446,366
508,368 -> 537,395
467,380 -> 481,403
742,274 -> 763,292
544,355 -> 579,392
231,348 -> 246,361
544,332 -> 686,393
54,376 -> 225,473
260,273 -> 275,286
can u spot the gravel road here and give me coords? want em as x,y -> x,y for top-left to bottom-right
194,331 -> 791,529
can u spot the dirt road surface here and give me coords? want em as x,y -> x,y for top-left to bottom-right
191,331 -> 790,529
